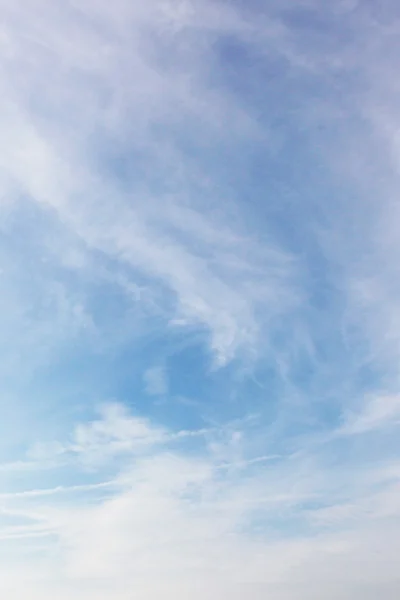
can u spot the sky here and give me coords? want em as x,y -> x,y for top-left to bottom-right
0,0 -> 400,598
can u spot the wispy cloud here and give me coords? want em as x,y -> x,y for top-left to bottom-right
0,405 -> 400,599
0,0 -> 301,369
340,394 -> 400,435
1,0 -> 400,598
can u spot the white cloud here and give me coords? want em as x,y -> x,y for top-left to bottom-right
341,394 -> 400,435
67,403 -> 167,466
22,403 -> 215,470
0,405 -> 400,599
0,0 -> 301,368
1,1 -> 400,599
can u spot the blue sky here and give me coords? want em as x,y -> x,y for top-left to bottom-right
0,0 -> 400,598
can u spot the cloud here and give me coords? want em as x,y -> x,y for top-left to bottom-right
0,0 -> 400,599
0,404 -> 400,599
340,394 -> 400,435
70,403 -> 165,456
0,0 -> 302,368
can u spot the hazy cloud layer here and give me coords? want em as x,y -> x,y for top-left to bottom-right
0,0 -> 400,598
